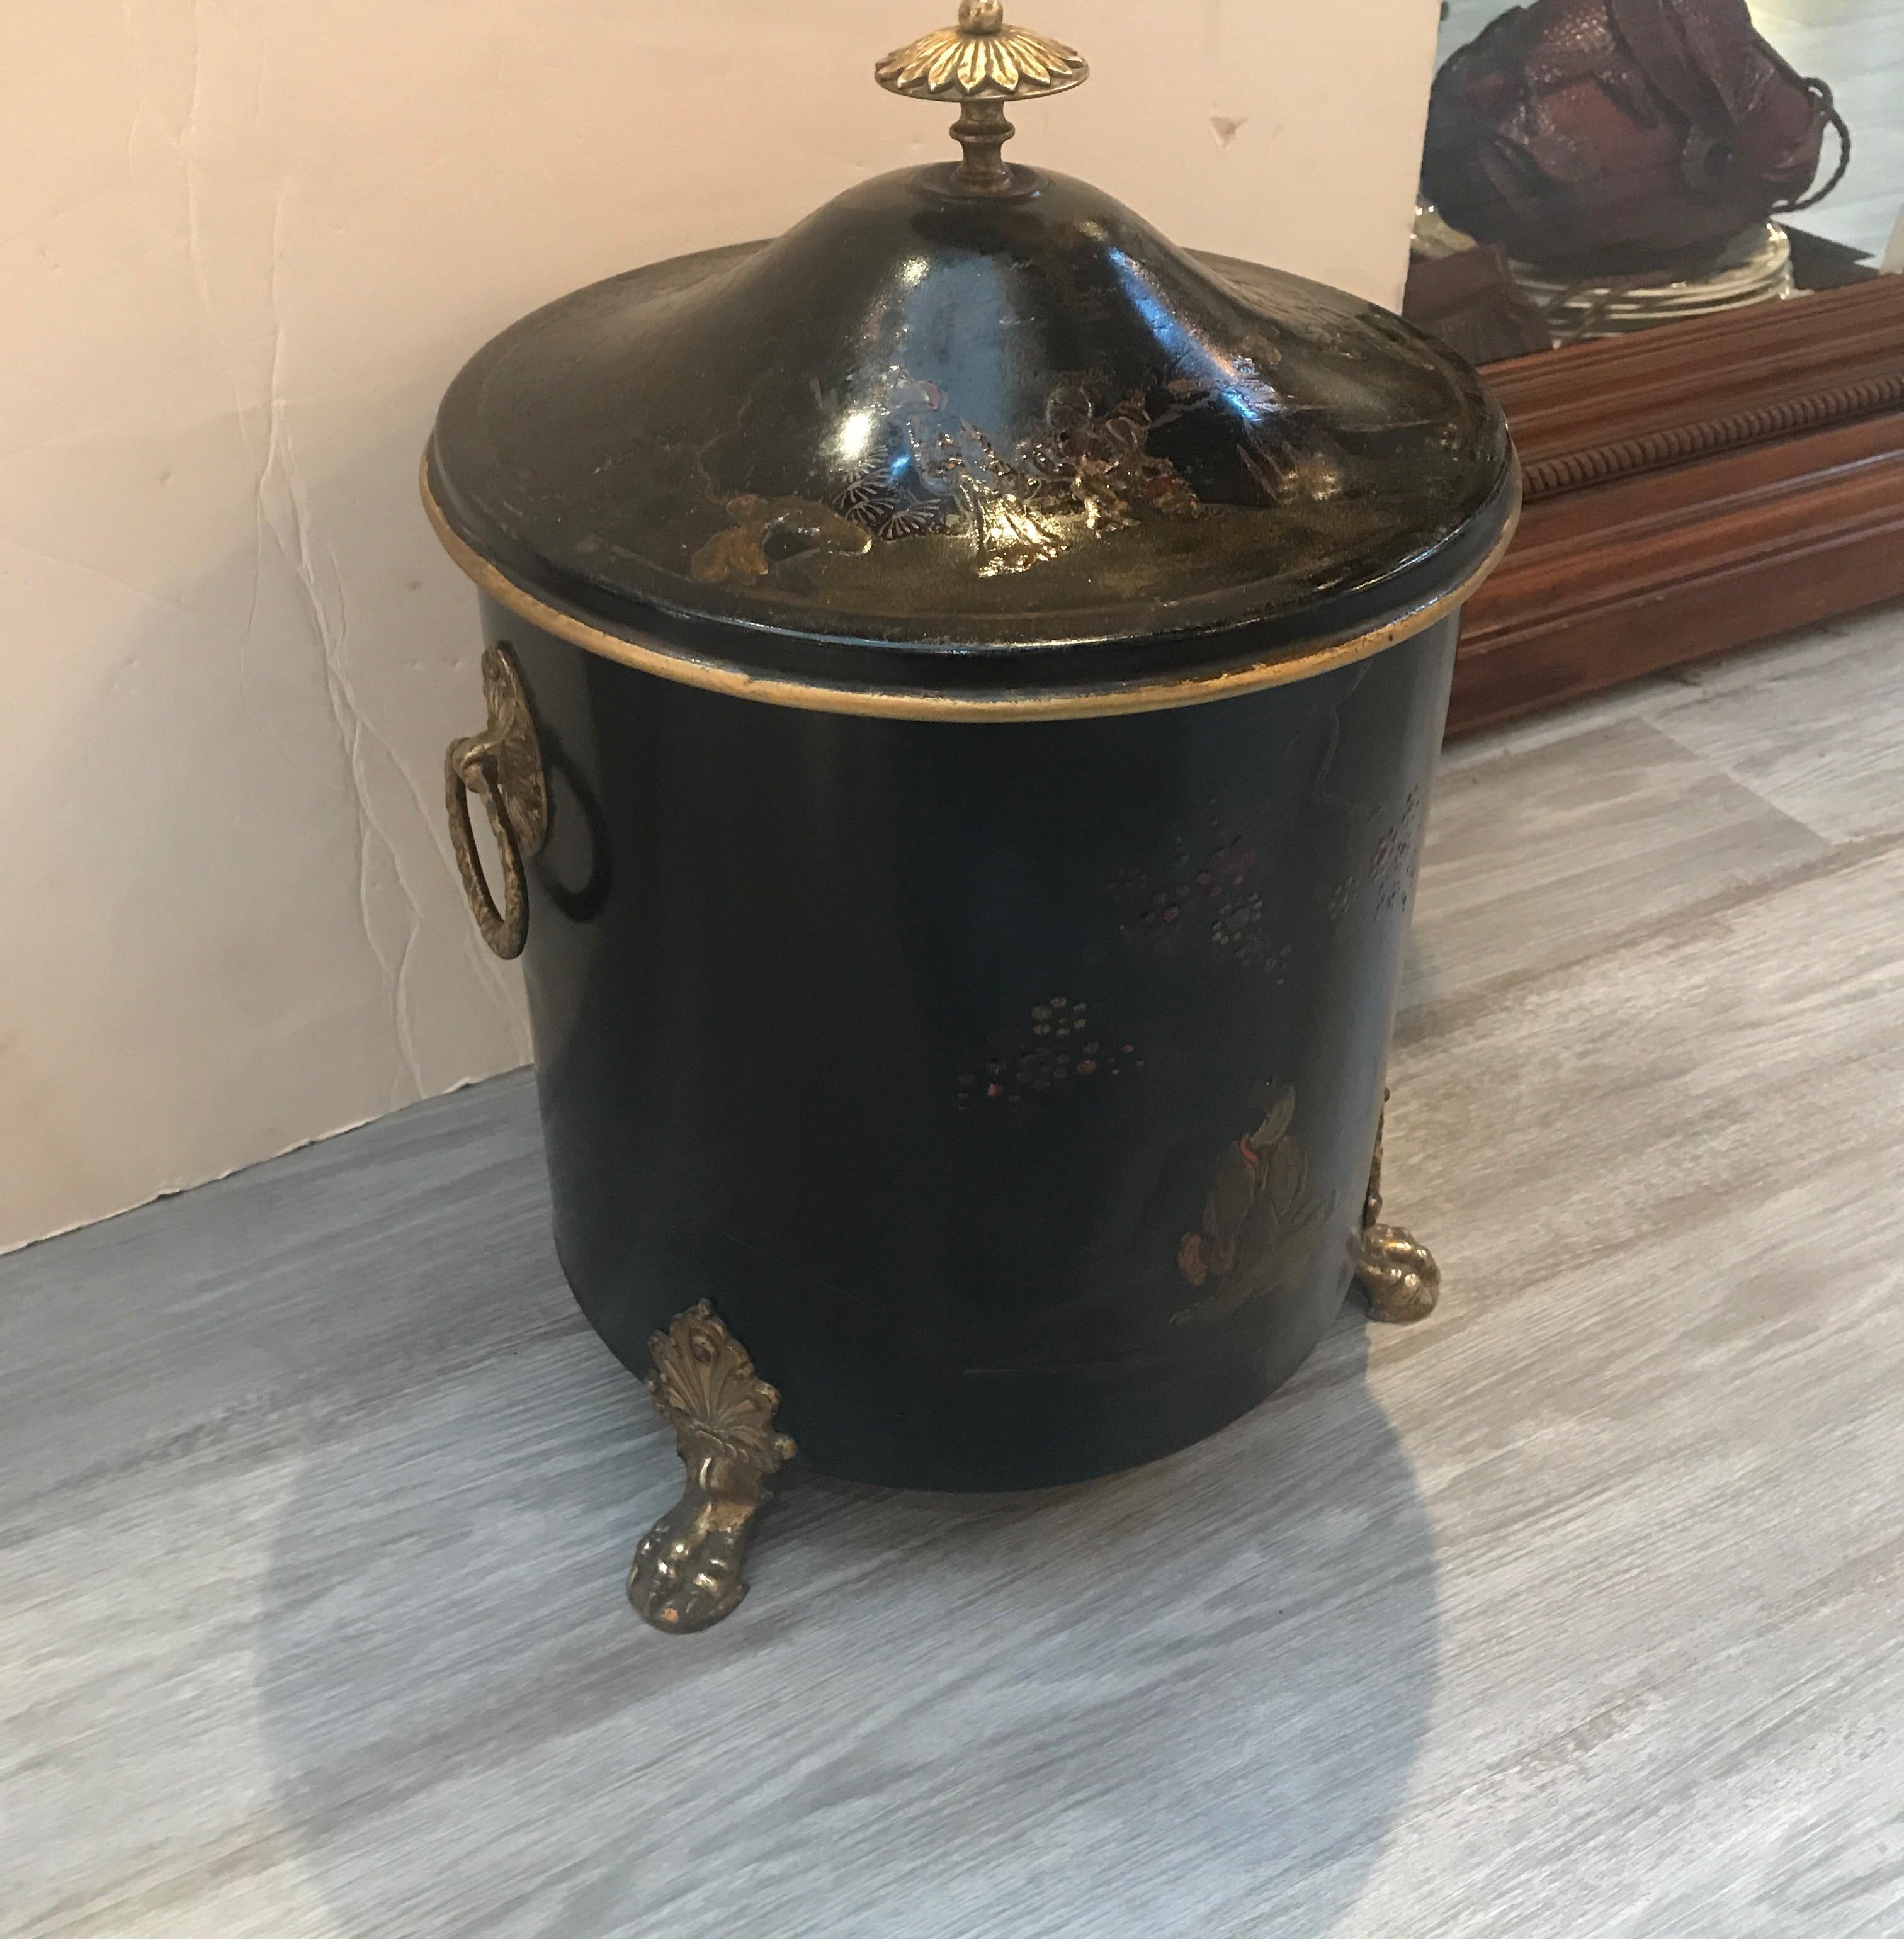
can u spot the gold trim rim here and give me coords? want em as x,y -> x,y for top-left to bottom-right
421,455 -> 1521,722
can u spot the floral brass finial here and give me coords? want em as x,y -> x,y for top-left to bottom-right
876,4 -> 1088,101
876,6 -> 1089,191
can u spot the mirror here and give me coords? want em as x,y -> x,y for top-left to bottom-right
1407,0 -> 1900,363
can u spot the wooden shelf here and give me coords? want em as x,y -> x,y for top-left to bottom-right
1449,276 -> 1904,735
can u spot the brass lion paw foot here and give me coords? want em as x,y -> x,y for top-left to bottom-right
1351,1097 -> 1442,1326
628,1303 -> 795,1636
1352,1223 -> 1442,1324
628,1478 -> 763,1634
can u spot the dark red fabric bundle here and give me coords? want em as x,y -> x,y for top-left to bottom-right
1422,0 -> 1849,274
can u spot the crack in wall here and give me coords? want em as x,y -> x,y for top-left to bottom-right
256,190 -> 431,1107
0,534 -> 191,616
179,0 -> 246,436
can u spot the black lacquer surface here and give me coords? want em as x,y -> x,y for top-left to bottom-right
504,599 -> 1457,1489
430,167 -> 1512,699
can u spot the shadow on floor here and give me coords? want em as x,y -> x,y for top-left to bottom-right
254,1294 -> 1439,1939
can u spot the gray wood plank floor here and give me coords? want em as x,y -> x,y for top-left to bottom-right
5,600 -> 1902,1939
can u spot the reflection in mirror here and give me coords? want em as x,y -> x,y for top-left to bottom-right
1407,0 -> 1901,359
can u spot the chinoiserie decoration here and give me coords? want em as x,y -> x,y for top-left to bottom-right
426,7 -> 1518,1631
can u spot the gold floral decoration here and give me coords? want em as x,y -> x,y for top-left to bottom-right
876,4 -> 1088,101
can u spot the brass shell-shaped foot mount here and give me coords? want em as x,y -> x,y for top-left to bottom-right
628,1304 -> 795,1636
1351,1099 -> 1442,1325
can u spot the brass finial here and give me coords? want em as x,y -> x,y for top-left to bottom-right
875,3 -> 1089,192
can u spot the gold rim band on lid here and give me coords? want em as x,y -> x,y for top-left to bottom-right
421,455 -> 1522,724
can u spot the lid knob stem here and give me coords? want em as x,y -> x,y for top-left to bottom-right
875,2 -> 1089,194
950,98 -> 1016,192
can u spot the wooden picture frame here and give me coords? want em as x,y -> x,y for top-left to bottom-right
1446,274 -> 1904,736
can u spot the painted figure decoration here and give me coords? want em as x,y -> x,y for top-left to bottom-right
424,6 -> 1519,1630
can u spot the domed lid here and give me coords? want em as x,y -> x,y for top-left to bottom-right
425,4 -> 1519,719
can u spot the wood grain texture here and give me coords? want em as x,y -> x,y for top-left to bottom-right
1643,613 -> 1904,845
1444,277 -> 1904,737
1400,715 -> 1827,1016
1483,278 -> 1904,487
1449,413 -> 1904,736
4,611 -> 1903,1938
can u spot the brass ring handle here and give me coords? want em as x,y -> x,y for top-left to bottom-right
446,738 -> 529,958
444,643 -> 549,960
